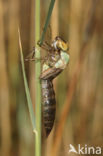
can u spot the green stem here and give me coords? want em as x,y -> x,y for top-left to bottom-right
35,0 -> 41,156
39,0 -> 56,46
34,0 -> 56,155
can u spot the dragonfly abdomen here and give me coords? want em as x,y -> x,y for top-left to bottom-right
41,79 -> 56,137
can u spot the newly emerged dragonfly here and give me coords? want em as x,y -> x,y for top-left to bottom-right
26,36 -> 70,137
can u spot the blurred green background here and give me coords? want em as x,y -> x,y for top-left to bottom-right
0,0 -> 103,156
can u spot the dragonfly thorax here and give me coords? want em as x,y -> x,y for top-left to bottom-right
45,51 -> 60,68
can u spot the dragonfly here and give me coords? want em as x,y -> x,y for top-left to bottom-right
26,31 -> 70,137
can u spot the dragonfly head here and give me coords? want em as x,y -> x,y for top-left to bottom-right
52,36 -> 69,52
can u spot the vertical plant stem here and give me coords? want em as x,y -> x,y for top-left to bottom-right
35,0 -> 41,156
34,0 -> 56,155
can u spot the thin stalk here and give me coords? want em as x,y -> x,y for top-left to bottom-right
18,29 -> 36,131
39,0 -> 56,46
34,0 -> 56,155
35,0 -> 41,156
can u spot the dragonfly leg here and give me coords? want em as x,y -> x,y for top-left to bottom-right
25,46 -> 36,60
37,39 -> 52,51
25,57 -> 43,62
39,43 -> 51,52
25,56 -> 48,63
44,41 -> 51,48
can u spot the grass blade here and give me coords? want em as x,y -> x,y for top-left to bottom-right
18,28 -> 36,131
39,0 -> 56,46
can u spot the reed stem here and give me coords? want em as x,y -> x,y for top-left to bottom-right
34,0 -> 56,155
35,0 -> 41,156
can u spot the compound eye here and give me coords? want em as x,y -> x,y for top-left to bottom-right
55,36 -> 58,40
63,42 -> 69,51
59,41 -> 68,51
55,36 -> 60,41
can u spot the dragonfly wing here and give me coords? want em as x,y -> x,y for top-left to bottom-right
40,67 -> 63,80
